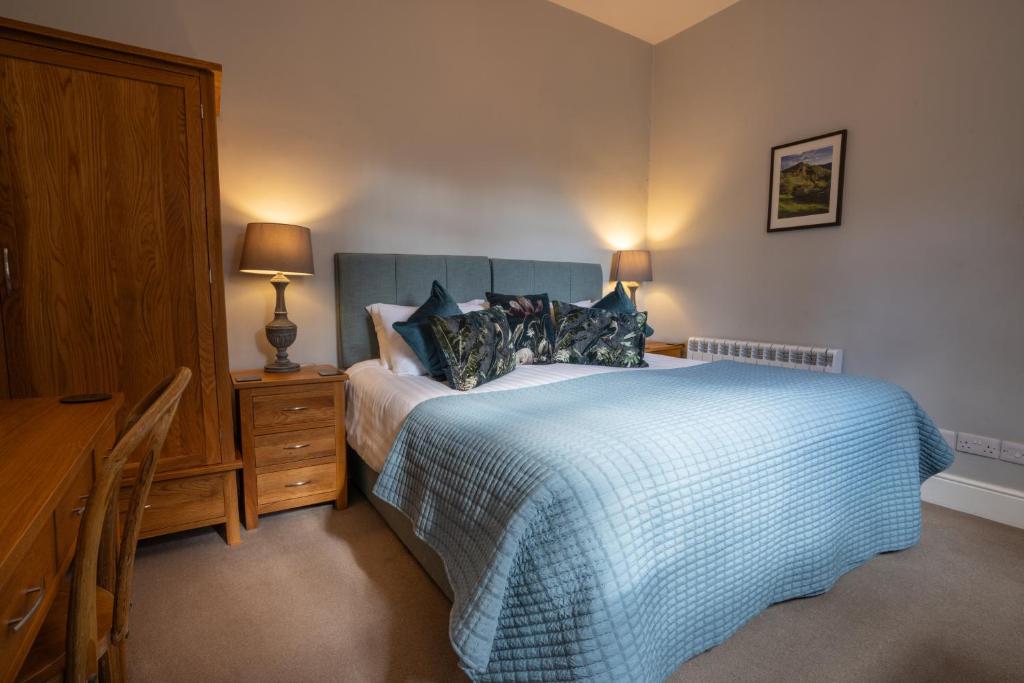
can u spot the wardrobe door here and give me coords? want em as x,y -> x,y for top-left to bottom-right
0,39 -> 222,470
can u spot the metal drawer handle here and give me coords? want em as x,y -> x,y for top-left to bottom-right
72,494 -> 90,515
283,442 -> 311,450
7,581 -> 45,632
285,480 -> 312,488
280,406 -> 308,412
144,504 -> 152,510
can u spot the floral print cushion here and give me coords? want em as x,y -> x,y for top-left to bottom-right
552,301 -> 648,368
593,281 -> 656,337
485,292 -> 554,365
429,307 -> 517,391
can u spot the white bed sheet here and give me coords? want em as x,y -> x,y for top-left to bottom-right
346,353 -> 704,472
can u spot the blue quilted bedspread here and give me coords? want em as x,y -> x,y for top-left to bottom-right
373,362 -> 953,682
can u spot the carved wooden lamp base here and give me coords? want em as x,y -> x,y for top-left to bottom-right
264,273 -> 300,373
624,282 -> 640,306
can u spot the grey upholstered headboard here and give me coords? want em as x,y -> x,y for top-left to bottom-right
334,253 -> 603,368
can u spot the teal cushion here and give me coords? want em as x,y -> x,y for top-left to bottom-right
392,281 -> 462,377
593,281 -> 655,337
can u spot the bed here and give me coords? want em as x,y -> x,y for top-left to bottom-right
335,253 -> 953,682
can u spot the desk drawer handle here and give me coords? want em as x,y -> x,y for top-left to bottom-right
283,442 -> 311,450
71,494 -> 89,516
72,506 -> 86,516
6,581 -> 45,632
280,406 -> 308,412
285,480 -> 312,488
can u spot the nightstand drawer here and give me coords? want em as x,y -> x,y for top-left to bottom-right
252,387 -> 335,429
254,426 -> 336,469
257,462 -> 337,507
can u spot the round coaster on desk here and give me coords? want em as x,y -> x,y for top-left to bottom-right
59,393 -> 112,404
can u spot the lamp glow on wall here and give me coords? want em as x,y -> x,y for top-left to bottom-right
239,222 -> 314,373
610,249 -> 652,305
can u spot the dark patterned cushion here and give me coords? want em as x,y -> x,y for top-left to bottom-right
593,281 -> 655,337
552,301 -> 648,368
484,292 -> 554,365
429,307 -> 517,390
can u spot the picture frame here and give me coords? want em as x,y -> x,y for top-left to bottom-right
767,129 -> 847,232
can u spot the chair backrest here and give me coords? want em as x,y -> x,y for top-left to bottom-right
66,367 -> 191,682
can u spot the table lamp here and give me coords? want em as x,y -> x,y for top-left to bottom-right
610,249 -> 653,305
239,222 -> 314,373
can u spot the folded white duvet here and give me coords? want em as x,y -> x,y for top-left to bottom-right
346,353 -> 703,471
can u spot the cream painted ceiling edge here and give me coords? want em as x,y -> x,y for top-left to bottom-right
546,0 -> 742,44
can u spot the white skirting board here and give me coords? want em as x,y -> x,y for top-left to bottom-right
922,472 -> 1024,530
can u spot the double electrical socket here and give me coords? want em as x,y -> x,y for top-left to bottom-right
943,429 -> 1024,466
1002,441 -> 1024,466
957,432 -> 1000,458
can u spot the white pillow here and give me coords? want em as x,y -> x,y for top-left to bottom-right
458,299 -> 487,313
366,300 -> 491,375
365,303 -> 427,376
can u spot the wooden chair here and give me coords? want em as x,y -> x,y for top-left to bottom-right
17,368 -> 192,683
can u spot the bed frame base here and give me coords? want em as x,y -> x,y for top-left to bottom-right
349,449 -> 454,601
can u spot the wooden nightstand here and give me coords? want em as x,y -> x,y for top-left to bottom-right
232,365 -> 348,529
646,340 -> 687,358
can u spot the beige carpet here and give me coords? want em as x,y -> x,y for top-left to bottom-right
127,494 -> 1024,682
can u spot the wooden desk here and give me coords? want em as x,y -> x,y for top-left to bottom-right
0,397 -> 121,683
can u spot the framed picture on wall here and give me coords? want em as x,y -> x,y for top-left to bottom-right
767,129 -> 847,232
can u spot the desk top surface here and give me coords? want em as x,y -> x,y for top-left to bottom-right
0,396 -> 122,583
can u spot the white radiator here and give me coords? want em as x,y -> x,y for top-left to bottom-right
686,337 -> 844,373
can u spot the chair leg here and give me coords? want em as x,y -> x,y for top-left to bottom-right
98,652 -> 113,683
120,642 -> 128,682
99,642 -> 126,683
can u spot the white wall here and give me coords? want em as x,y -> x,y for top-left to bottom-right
646,0 -> 1024,490
0,0 -> 653,370
3,0 -> 1022,494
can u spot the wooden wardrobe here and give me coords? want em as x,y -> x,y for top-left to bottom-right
0,18 -> 241,544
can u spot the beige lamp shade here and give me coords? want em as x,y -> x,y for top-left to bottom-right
239,223 -> 314,276
610,249 -> 652,283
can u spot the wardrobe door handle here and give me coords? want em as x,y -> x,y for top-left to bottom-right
285,480 -> 312,488
7,581 -> 45,632
2,247 -> 11,296
283,443 -> 311,450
